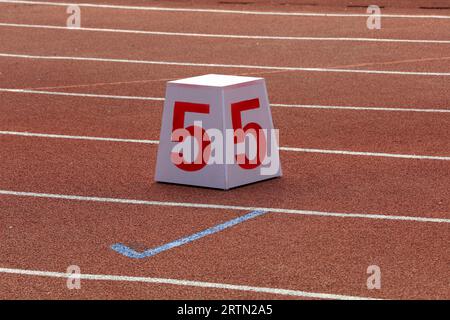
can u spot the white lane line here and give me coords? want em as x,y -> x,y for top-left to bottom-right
0,267 -> 377,300
0,189 -> 448,224
0,0 -> 449,19
0,130 -> 160,144
0,88 -> 164,101
2,22 -> 450,44
1,52 -> 450,77
1,88 -> 450,113
271,103 -> 450,113
280,146 -> 450,161
1,130 -> 450,161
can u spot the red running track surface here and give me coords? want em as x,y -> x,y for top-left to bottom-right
0,0 -> 449,299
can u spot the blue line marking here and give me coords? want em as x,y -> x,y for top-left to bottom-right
111,210 -> 267,259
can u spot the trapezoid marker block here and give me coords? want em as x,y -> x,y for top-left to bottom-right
155,74 -> 282,190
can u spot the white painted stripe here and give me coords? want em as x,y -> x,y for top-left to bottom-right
0,0 -> 449,19
0,88 -> 164,101
280,146 -> 450,161
2,22 -> 450,44
0,189 -> 448,224
0,267 -> 376,300
0,130 -> 160,144
1,52 -> 450,77
1,88 -> 450,113
1,130 -> 450,161
271,103 -> 450,113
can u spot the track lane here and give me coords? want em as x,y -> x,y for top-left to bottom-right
1,58 -> 449,110
1,27 -> 450,73
0,195 -> 449,299
0,136 -> 449,219
1,93 -> 450,157
1,1 -> 450,42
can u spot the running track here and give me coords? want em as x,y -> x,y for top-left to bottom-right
0,0 -> 449,300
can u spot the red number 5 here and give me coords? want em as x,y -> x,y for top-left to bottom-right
171,101 -> 211,172
231,98 -> 267,170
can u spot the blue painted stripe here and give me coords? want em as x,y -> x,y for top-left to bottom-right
111,210 -> 267,259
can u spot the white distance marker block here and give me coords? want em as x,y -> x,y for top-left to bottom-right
155,74 -> 282,189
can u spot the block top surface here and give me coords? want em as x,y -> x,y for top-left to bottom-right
169,74 -> 263,88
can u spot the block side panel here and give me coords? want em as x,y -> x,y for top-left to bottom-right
223,81 -> 282,189
155,84 -> 227,189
